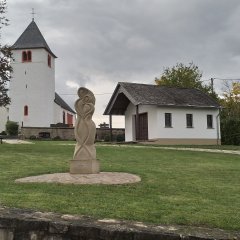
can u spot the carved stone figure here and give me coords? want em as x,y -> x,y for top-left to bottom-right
70,87 -> 100,174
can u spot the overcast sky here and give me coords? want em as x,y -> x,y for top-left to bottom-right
2,0 -> 240,127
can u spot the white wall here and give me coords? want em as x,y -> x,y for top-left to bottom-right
125,103 -> 220,141
125,103 -> 158,141
0,107 -> 8,132
9,49 -> 55,127
54,103 -> 76,126
156,107 -> 220,140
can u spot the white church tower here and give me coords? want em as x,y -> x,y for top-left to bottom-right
9,19 -> 57,127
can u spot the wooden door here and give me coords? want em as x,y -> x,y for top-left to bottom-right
136,113 -> 148,140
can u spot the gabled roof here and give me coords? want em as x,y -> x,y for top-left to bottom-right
54,93 -> 75,114
12,20 -> 57,58
104,82 -> 221,115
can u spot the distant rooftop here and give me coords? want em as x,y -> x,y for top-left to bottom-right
54,93 -> 75,114
12,20 -> 57,58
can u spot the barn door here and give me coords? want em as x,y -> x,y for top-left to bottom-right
136,113 -> 148,141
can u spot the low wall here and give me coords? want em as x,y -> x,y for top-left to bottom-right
21,127 -> 75,140
0,207 -> 239,240
21,127 -> 125,141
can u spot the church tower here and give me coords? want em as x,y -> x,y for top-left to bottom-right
9,19 -> 57,127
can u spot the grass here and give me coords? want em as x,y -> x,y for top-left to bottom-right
0,141 -> 239,230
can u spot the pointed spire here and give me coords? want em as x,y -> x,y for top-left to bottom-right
12,21 -> 57,58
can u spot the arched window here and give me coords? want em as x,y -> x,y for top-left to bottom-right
22,50 -> 32,62
27,51 -> 32,61
48,54 -> 51,68
22,51 -> 28,62
24,105 -> 28,116
63,111 -> 65,124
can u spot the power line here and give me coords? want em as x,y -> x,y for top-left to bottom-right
212,78 -> 240,81
59,93 -> 112,96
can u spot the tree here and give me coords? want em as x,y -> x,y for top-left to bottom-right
0,0 -> 12,107
155,62 -> 217,98
220,81 -> 240,145
5,120 -> 18,135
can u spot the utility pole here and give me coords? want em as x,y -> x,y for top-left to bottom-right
210,78 -> 214,94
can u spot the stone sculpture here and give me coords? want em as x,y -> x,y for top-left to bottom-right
70,87 -> 100,174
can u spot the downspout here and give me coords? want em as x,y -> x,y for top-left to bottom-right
216,109 -> 221,145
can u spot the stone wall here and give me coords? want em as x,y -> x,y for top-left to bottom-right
21,127 -> 75,140
21,127 -> 125,141
0,207 -> 239,240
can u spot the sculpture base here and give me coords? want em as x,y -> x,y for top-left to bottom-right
70,159 -> 100,174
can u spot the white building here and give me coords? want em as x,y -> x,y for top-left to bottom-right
0,20 -> 75,133
104,82 -> 221,145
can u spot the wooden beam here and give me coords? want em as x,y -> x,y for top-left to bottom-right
135,105 -> 139,141
109,114 -> 113,142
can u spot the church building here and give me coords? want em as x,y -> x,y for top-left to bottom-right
0,19 -> 75,133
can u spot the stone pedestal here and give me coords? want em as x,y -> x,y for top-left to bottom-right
70,159 -> 100,174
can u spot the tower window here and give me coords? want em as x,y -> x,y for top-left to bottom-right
24,105 -> 28,116
48,54 -> 51,68
27,51 -> 32,61
22,51 -> 32,62
22,51 -> 27,61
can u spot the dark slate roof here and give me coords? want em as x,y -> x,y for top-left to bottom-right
54,93 -> 75,114
12,20 -> 57,58
104,82 -> 221,115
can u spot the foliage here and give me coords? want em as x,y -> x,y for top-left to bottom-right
52,136 -> 61,141
0,142 -> 239,230
116,134 -> 125,142
155,62 -> 218,99
0,0 -> 12,107
0,130 -> 6,135
220,82 -> 240,145
5,120 -> 18,135
221,118 -> 240,145
29,135 -> 37,140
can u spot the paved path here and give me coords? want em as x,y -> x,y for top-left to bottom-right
97,144 -> 240,155
3,140 -> 240,155
3,139 -> 34,144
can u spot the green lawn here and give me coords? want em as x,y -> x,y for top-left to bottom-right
0,141 -> 239,230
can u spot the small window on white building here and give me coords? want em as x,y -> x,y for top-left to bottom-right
24,105 -> 28,116
186,114 -> 193,128
22,51 -> 32,62
48,54 -> 51,68
63,111 -> 66,124
165,113 -> 172,127
207,114 -> 213,128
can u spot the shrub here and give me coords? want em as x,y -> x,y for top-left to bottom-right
29,135 -> 37,140
0,131 -> 7,135
104,134 -> 110,142
52,136 -> 61,141
116,134 -> 125,142
5,121 -> 19,136
221,118 -> 240,145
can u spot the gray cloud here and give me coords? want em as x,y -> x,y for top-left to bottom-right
3,0 -> 240,126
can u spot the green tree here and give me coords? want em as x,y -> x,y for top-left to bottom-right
220,82 -> 240,145
5,120 -> 18,135
155,62 -> 217,98
0,0 -> 12,107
